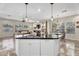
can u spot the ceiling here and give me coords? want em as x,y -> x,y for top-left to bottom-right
0,3 -> 79,21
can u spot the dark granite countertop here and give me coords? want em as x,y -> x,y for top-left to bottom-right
16,37 -> 59,39
15,34 -> 61,40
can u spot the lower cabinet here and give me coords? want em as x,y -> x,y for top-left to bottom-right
41,40 -> 60,56
16,39 -> 60,56
16,39 -> 40,56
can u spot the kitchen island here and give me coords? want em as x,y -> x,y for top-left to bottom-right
15,36 -> 60,56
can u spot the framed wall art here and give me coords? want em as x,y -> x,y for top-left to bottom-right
66,22 -> 75,34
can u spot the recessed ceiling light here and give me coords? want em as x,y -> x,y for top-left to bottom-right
62,9 -> 67,13
37,8 -> 41,12
8,15 -> 11,16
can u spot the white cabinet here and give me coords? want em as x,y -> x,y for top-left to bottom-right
16,39 -> 40,56
16,39 -> 60,56
2,39 -> 14,50
41,40 -> 60,56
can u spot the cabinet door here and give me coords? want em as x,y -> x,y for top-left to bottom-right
41,40 -> 60,56
17,39 -> 40,56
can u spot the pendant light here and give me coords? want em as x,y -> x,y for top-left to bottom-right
50,3 -> 54,21
22,3 -> 28,22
